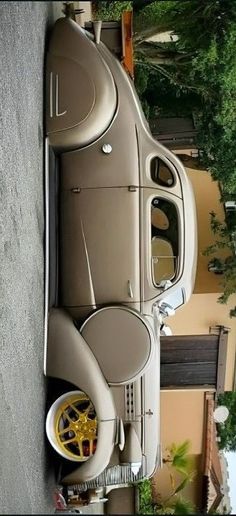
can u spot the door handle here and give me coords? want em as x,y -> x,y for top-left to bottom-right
127,280 -> 134,299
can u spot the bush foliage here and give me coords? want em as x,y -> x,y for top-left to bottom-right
217,392 -> 236,451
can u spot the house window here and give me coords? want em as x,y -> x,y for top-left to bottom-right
150,158 -> 174,187
151,198 -> 179,286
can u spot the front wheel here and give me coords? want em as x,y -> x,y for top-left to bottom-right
46,390 -> 98,462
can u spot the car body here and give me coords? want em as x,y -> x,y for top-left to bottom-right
44,14 -> 197,492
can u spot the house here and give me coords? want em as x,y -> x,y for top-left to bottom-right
162,146 -> 236,391
104,155 -> 235,514
151,147 -> 236,512
152,391 -> 231,513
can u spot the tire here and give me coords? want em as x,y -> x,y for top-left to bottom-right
46,390 -> 98,462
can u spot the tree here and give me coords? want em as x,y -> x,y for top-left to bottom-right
95,2 -> 236,193
93,1 -> 132,21
151,440 -> 196,514
133,0 -> 175,43
217,392 -> 236,451
132,0 -> 236,193
162,440 -> 193,476
203,211 -> 236,316
133,0 -> 236,53
133,0 -> 157,13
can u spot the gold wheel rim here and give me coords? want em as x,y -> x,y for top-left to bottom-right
55,393 -> 98,461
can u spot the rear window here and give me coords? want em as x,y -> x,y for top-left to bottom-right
150,158 -> 175,187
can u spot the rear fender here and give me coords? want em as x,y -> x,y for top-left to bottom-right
46,17 -> 117,150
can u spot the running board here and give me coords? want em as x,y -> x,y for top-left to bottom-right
44,137 -> 59,374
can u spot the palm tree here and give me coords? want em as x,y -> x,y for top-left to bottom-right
162,440 -> 193,475
139,441 -> 196,514
155,440 -> 196,514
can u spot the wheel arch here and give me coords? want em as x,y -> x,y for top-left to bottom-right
45,308 -> 116,422
45,308 -> 117,483
46,17 -> 117,151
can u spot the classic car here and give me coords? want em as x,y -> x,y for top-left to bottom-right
44,11 -> 197,493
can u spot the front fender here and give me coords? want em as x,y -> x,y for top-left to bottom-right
45,308 -> 117,483
61,419 -> 116,485
45,308 -> 116,422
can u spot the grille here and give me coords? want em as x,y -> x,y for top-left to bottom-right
68,463 -> 145,492
125,383 -> 135,420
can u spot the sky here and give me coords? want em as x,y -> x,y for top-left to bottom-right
225,452 -> 236,513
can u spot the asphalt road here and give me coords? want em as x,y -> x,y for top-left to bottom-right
0,2 -> 64,513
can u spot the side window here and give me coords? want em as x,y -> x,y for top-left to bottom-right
150,157 -> 174,187
151,198 -> 179,286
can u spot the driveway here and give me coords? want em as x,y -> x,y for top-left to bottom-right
0,1 -> 104,513
0,2 -> 63,513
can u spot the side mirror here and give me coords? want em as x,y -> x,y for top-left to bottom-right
159,301 -> 175,318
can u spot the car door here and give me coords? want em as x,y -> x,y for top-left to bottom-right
60,116 -> 140,190
60,186 -> 140,309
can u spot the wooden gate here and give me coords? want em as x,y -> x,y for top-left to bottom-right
160,329 -> 228,392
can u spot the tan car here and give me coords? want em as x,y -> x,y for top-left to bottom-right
44,14 -> 197,492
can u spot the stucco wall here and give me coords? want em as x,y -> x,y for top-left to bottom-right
152,390 -> 205,506
160,390 -> 205,453
187,167 -> 229,294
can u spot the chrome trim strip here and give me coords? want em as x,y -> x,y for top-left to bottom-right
69,463 -> 145,491
44,137 -> 50,374
125,383 -> 135,421
127,279 -> 134,299
55,74 -> 67,117
49,72 -> 53,118
80,219 -> 96,309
